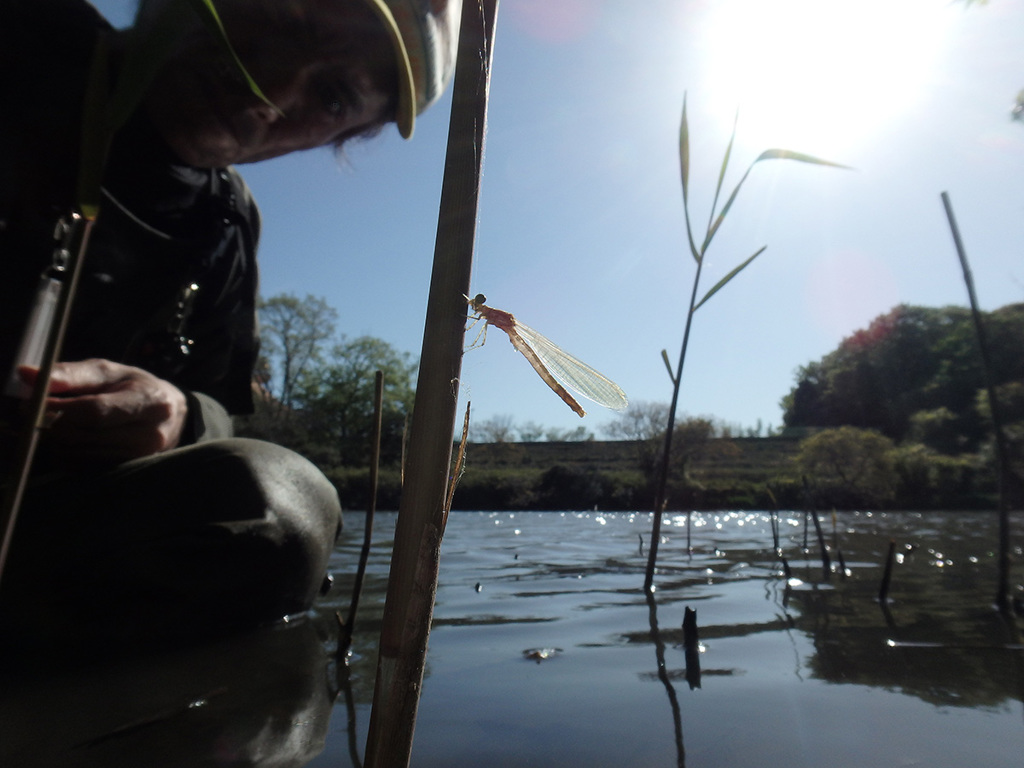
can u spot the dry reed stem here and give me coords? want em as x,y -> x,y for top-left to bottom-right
363,3 -> 498,766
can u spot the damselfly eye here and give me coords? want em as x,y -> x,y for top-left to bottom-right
473,293 -> 487,305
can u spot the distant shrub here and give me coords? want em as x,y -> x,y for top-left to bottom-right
536,465 -> 603,510
325,466 -> 403,511
452,468 -> 539,510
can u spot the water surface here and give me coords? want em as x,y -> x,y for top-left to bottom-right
3,510 -> 1022,767
316,510 -> 1024,768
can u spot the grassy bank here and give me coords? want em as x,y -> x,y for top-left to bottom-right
325,434 -> 1004,512
327,437 -> 808,512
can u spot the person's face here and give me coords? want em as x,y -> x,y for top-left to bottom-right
142,0 -> 398,167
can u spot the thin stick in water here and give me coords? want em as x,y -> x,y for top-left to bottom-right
940,191 -> 1013,613
337,370 -> 385,659
879,539 -> 896,604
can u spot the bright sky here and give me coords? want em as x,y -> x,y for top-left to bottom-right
94,0 -> 1024,438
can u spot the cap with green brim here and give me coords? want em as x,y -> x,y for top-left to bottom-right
361,0 -> 462,139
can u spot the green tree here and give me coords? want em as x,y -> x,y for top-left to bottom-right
974,380 -> 1024,502
907,407 -> 962,454
782,303 -> 1024,451
797,426 -> 897,507
536,465 -> 602,510
237,293 -> 337,449
258,293 -> 337,412
298,336 -> 417,468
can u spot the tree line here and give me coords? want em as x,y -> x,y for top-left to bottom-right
237,294 -> 416,470
780,303 -> 1024,509
238,294 -> 1022,511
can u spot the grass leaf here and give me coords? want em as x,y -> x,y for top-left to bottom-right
679,94 -> 690,203
679,95 -> 701,262
187,0 -> 283,116
702,148 -> 848,253
108,0 -> 282,132
701,161 -> 753,253
754,148 -> 852,169
707,108 -> 739,235
692,245 -> 767,312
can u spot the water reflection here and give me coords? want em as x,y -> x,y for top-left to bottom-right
0,618 -> 334,768
646,588 -> 686,767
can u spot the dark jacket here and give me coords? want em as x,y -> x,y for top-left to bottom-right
0,0 -> 261,439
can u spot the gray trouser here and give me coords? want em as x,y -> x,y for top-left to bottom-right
0,438 -> 341,648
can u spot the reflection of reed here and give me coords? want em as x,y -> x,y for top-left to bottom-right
1002,616 -> 1024,729
333,659 -> 364,768
802,477 -> 831,579
831,511 -> 848,578
878,539 -> 896,605
646,590 -> 686,768
683,607 -> 702,691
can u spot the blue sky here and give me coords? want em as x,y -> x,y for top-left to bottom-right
94,0 -> 1024,437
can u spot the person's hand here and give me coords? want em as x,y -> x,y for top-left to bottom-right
19,359 -> 188,462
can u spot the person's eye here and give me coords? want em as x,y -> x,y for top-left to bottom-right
316,78 -> 359,118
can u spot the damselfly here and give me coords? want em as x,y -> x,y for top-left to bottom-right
465,294 -> 628,418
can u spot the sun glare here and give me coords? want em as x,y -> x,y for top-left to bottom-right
702,0 -> 955,155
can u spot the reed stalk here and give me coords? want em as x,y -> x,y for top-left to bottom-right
337,370 -> 384,658
363,2 -> 498,765
803,478 -> 831,578
940,192 -> 1013,613
643,99 -> 844,592
810,509 -> 830,579
0,215 -> 94,587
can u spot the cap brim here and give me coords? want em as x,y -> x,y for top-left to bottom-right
363,0 -> 416,138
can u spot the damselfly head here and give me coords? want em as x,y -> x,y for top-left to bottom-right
466,293 -> 487,310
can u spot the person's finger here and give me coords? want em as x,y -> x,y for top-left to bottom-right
45,359 -> 133,395
45,390 -> 155,428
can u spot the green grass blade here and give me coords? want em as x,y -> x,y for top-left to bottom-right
754,148 -> 851,169
661,349 -> 677,385
702,148 -> 848,252
108,0 -> 281,132
679,94 -> 690,203
77,35 -> 112,216
700,161 -> 753,253
692,245 -> 767,312
187,0 -> 283,116
679,95 -> 700,262
707,109 -> 739,235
